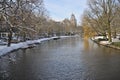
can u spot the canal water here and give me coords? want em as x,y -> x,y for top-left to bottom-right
0,37 -> 120,80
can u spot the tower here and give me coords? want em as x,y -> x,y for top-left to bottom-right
70,14 -> 77,27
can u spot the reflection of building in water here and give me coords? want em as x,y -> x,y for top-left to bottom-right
83,39 -> 89,51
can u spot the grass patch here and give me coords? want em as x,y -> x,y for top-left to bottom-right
112,42 -> 120,47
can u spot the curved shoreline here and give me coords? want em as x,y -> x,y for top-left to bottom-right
0,36 -> 76,57
91,39 -> 120,50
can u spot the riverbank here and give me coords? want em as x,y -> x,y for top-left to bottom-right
0,36 -> 75,57
91,38 -> 120,50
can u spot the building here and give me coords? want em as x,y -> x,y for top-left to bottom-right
0,27 -> 19,40
70,14 -> 77,27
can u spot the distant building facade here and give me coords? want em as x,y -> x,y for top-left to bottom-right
0,22 -> 18,39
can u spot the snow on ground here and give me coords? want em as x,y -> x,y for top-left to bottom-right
92,36 -> 120,45
0,36 -> 73,56
99,41 -> 111,45
94,36 -> 104,40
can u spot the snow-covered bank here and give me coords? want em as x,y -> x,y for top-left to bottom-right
91,36 -> 120,50
91,36 -> 111,45
0,36 -> 74,56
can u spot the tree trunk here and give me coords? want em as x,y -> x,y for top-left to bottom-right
108,23 -> 112,42
23,32 -> 26,41
7,31 -> 12,47
2,14 -> 13,47
113,29 -> 117,38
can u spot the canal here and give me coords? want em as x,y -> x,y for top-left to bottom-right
0,37 -> 120,80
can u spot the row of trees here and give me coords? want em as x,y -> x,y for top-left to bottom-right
0,0 -> 48,46
0,0 -> 80,46
82,0 -> 120,42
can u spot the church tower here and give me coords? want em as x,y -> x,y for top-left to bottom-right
70,14 -> 77,27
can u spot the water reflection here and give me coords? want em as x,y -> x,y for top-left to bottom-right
83,38 -> 89,51
0,37 -> 120,80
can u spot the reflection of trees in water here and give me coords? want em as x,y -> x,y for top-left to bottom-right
52,38 -> 77,47
68,38 -> 75,46
84,38 -> 89,51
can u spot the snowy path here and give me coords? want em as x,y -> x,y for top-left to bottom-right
0,36 -> 73,56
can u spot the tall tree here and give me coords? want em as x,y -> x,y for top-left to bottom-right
86,0 -> 119,42
0,0 -> 48,46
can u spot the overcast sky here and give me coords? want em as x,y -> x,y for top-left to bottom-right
45,0 -> 87,23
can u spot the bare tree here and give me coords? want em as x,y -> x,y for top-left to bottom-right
86,0 -> 119,42
0,0 -> 19,46
0,0 -> 48,46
